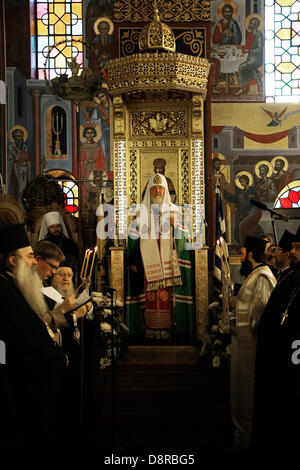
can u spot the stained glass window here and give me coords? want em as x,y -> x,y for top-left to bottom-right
59,179 -> 79,216
274,180 -> 300,208
33,0 -> 83,80
265,0 -> 300,103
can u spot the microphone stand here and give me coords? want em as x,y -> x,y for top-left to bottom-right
270,213 -> 278,246
102,286 -> 117,449
250,199 -> 289,245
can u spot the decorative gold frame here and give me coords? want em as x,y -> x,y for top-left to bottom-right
106,50 -> 210,341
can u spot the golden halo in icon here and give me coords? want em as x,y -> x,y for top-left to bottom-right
80,122 -> 102,143
255,160 -> 273,179
271,155 -> 289,172
8,125 -> 28,143
212,152 -> 226,162
245,14 -> 264,32
235,170 -> 253,189
217,0 -> 238,19
93,16 -> 114,36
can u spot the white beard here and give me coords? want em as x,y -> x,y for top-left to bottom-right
51,277 -> 75,298
150,195 -> 164,205
14,259 -> 49,322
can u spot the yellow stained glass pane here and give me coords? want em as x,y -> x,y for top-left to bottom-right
61,13 -> 71,25
72,36 -> 83,50
276,0 -> 298,7
63,46 -> 72,58
276,28 -> 296,40
49,4 -> 53,13
54,20 -> 66,35
55,54 -> 67,68
49,13 -> 58,24
276,61 -> 296,73
276,0 -> 296,6
72,4 -> 82,17
37,20 -> 48,35
54,4 -> 66,18
55,36 -> 66,49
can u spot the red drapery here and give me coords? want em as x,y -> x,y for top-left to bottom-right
212,126 -> 288,143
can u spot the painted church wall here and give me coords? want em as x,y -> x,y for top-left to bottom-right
211,101 -> 300,252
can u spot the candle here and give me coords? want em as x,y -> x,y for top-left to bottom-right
87,246 -> 97,281
80,249 -> 88,280
83,249 -> 91,279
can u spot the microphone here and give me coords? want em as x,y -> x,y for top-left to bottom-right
250,199 -> 289,222
101,286 -> 117,293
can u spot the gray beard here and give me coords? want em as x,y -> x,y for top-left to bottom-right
14,259 -> 49,322
51,278 -> 75,298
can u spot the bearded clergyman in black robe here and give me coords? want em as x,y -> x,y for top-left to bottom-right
252,228 -> 300,449
0,224 -> 68,450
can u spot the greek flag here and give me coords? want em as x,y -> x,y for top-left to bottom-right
214,184 -> 228,291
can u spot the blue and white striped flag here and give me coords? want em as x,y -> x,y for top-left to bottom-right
214,184 -> 229,291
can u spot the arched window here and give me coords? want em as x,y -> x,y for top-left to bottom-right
265,0 -> 300,103
274,180 -> 300,208
60,179 -> 79,216
31,0 -> 83,80
46,170 -> 79,216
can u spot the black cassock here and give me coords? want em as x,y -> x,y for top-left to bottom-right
252,266 -> 300,449
0,271 -> 67,450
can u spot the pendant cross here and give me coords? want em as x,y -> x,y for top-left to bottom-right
281,310 -> 288,326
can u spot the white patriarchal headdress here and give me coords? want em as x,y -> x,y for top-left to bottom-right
39,211 -> 69,240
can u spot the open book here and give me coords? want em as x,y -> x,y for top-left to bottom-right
42,286 -> 91,312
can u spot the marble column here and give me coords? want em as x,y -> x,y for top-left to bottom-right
30,89 -> 43,175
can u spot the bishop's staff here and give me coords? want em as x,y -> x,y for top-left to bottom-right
214,169 -> 234,333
